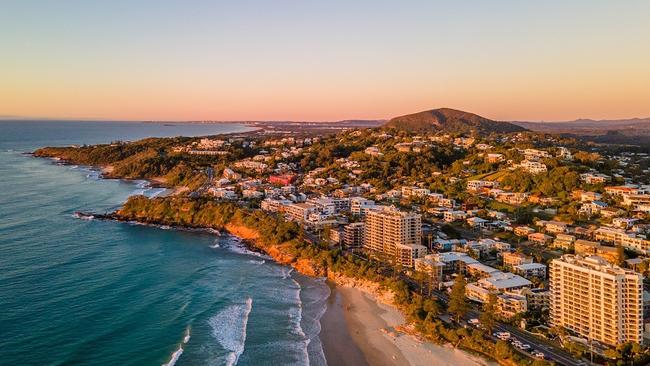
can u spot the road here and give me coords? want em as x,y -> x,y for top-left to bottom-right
489,315 -> 584,366
308,235 -> 585,366
433,288 -> 584,366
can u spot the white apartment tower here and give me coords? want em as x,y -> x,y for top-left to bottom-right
363,206 -> 423,266
550,255 -> 643,346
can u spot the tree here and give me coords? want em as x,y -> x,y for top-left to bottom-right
448,276 -> 469,321
480,293 -> 497,333
494,340 -> 512,360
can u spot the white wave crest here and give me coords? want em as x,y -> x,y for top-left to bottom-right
161,325 -> 191,366
183,326 -> 191,344
208,298 -> 253,366
72,212 -> 94,221
161,345 -> 183,366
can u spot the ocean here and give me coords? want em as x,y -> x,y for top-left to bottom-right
0,121 -> 330,366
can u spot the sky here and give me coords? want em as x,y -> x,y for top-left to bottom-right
1,0 -> 649,122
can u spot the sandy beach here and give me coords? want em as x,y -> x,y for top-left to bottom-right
321,283 -> 498,366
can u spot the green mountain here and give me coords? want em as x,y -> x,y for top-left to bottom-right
384,108 -> 527,135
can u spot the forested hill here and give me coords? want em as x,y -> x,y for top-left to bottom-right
384,108 -> 527,135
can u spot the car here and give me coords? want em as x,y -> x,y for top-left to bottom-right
532,352 -> 545,359
520,344 -> 531,350
495,332 -> 511,340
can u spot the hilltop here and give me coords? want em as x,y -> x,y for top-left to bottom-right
384,108 -> 527,135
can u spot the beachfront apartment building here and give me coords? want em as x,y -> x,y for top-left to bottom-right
550,255 -> 644,347
363,206 -> 423,267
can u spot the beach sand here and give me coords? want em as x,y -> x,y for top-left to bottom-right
319,285 -> 370,366
322,284 -> 498,366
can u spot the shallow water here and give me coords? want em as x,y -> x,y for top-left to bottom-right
0,121 -> 330,365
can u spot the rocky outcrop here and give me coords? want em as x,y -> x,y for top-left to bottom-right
225,223 -> 326,277
327,271 -> 397,307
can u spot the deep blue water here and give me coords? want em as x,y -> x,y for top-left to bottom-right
0,121 -> 329,366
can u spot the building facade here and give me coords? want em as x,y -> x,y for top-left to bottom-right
363,206 -> 422,266
550,255 -> 643,346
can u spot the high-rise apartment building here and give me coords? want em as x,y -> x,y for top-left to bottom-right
550,255 -> 643,346
363,206 -> 424,266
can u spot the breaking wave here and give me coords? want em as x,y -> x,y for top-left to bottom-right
208,298 -> 253,366
161,326 -> 191,366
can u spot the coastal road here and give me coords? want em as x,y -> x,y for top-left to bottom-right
491,320 -> 584,366
306,237 -> 583,366
430,289 -> 583,366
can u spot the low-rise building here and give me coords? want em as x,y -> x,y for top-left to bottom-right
553,233 -> 576,249
285,203 -> 319,223
414,256 -> 445,285
502,252 -> 533,269
514,263 -> 547,279
479,272 -> 532,292
467,180 -> 499,192
519,159 -> 547,174
528,232 -> 552,244
396,243 -> 427,267
342,222 -> 365,247
443,210 -> 467,222
574,239 -> 622,264
433,252 -> 478,275
350,197 -> 376,216
497,293 -> 528,319
514,226 -> 535,237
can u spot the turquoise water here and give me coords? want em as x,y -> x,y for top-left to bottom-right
0,121 -> 330,366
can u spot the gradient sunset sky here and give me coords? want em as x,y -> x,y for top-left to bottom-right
2,0 -> 649,122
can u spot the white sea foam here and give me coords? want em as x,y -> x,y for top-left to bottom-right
208,298 -> 253,366
207,228 -> 222,235
224,237 -> 271,260
161,345 -> 183,366
287,272 -> 310,365
161,325 -> 191,366
72,212 -> 95,221
247,259 -> 265,265
183,326 -> 191,344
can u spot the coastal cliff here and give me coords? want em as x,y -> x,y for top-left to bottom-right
93,195 -> 537,366
224,222 -> 327,277
112,195 -> 328,278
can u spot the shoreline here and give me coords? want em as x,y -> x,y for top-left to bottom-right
44,156 -> 497,366
80,210 -> 498,366
327,283 -> 499,366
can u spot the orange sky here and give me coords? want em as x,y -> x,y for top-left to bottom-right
2,1 -> 649,122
